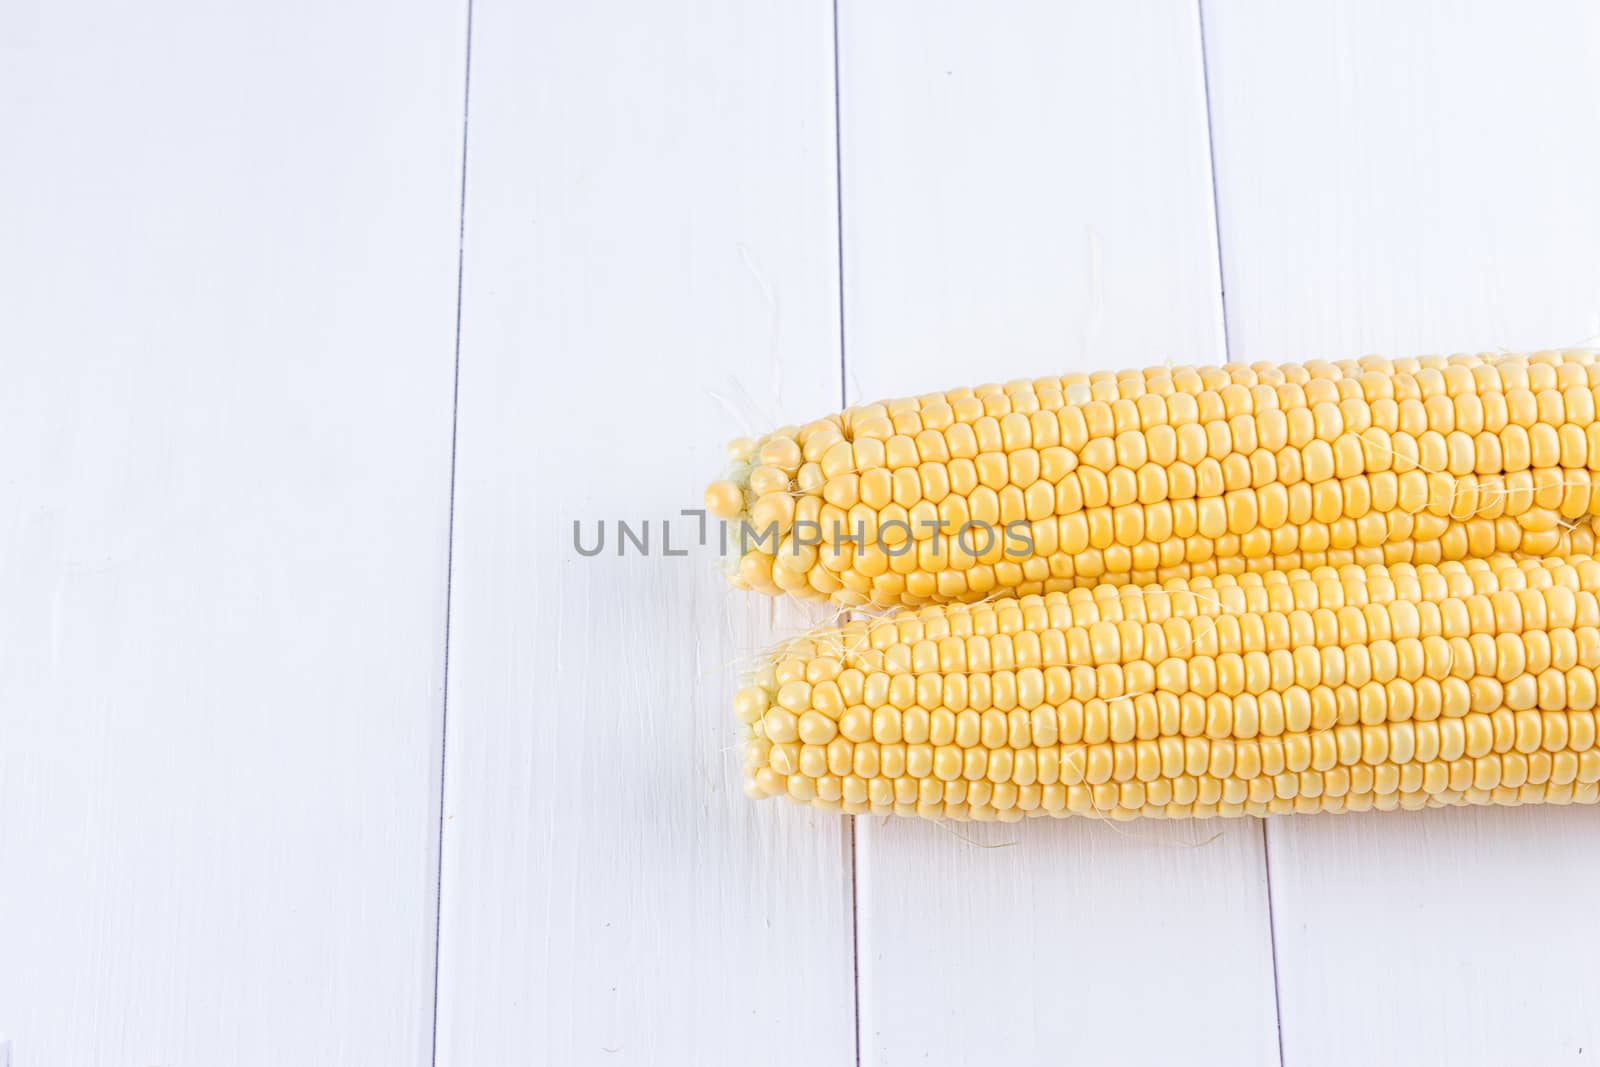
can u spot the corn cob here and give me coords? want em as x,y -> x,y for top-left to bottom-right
705,351 -> 1600,608
735,556 -> 1600,821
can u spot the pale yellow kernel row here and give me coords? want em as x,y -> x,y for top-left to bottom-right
778,774 -> 1600,823
752,673 -> 1600,751
736,557 -> 1600,821
708,353 -> 1600,608
750,712 -> 1600,786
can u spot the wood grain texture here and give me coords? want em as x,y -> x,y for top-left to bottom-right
838,4 -> 1280,1064
0,1 -> 467,1063
430,3 -> 855,1064
1206,3 -> 1600,1064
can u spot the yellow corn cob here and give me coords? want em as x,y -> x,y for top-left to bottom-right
706,351 -> 1600,608
735,555 -> 1600,821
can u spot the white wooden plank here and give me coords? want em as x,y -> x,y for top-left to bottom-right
431,3 -> 854,1065
1204,0 -> 1600,362
838,2 -> 1229,396
1205,3 -> 1600,1064
838,4 -> 1281,1064
0,2 -> 466,1064
1262,805 -> 1600,1066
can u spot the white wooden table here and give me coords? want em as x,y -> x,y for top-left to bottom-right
5,2 -> 1600,1064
